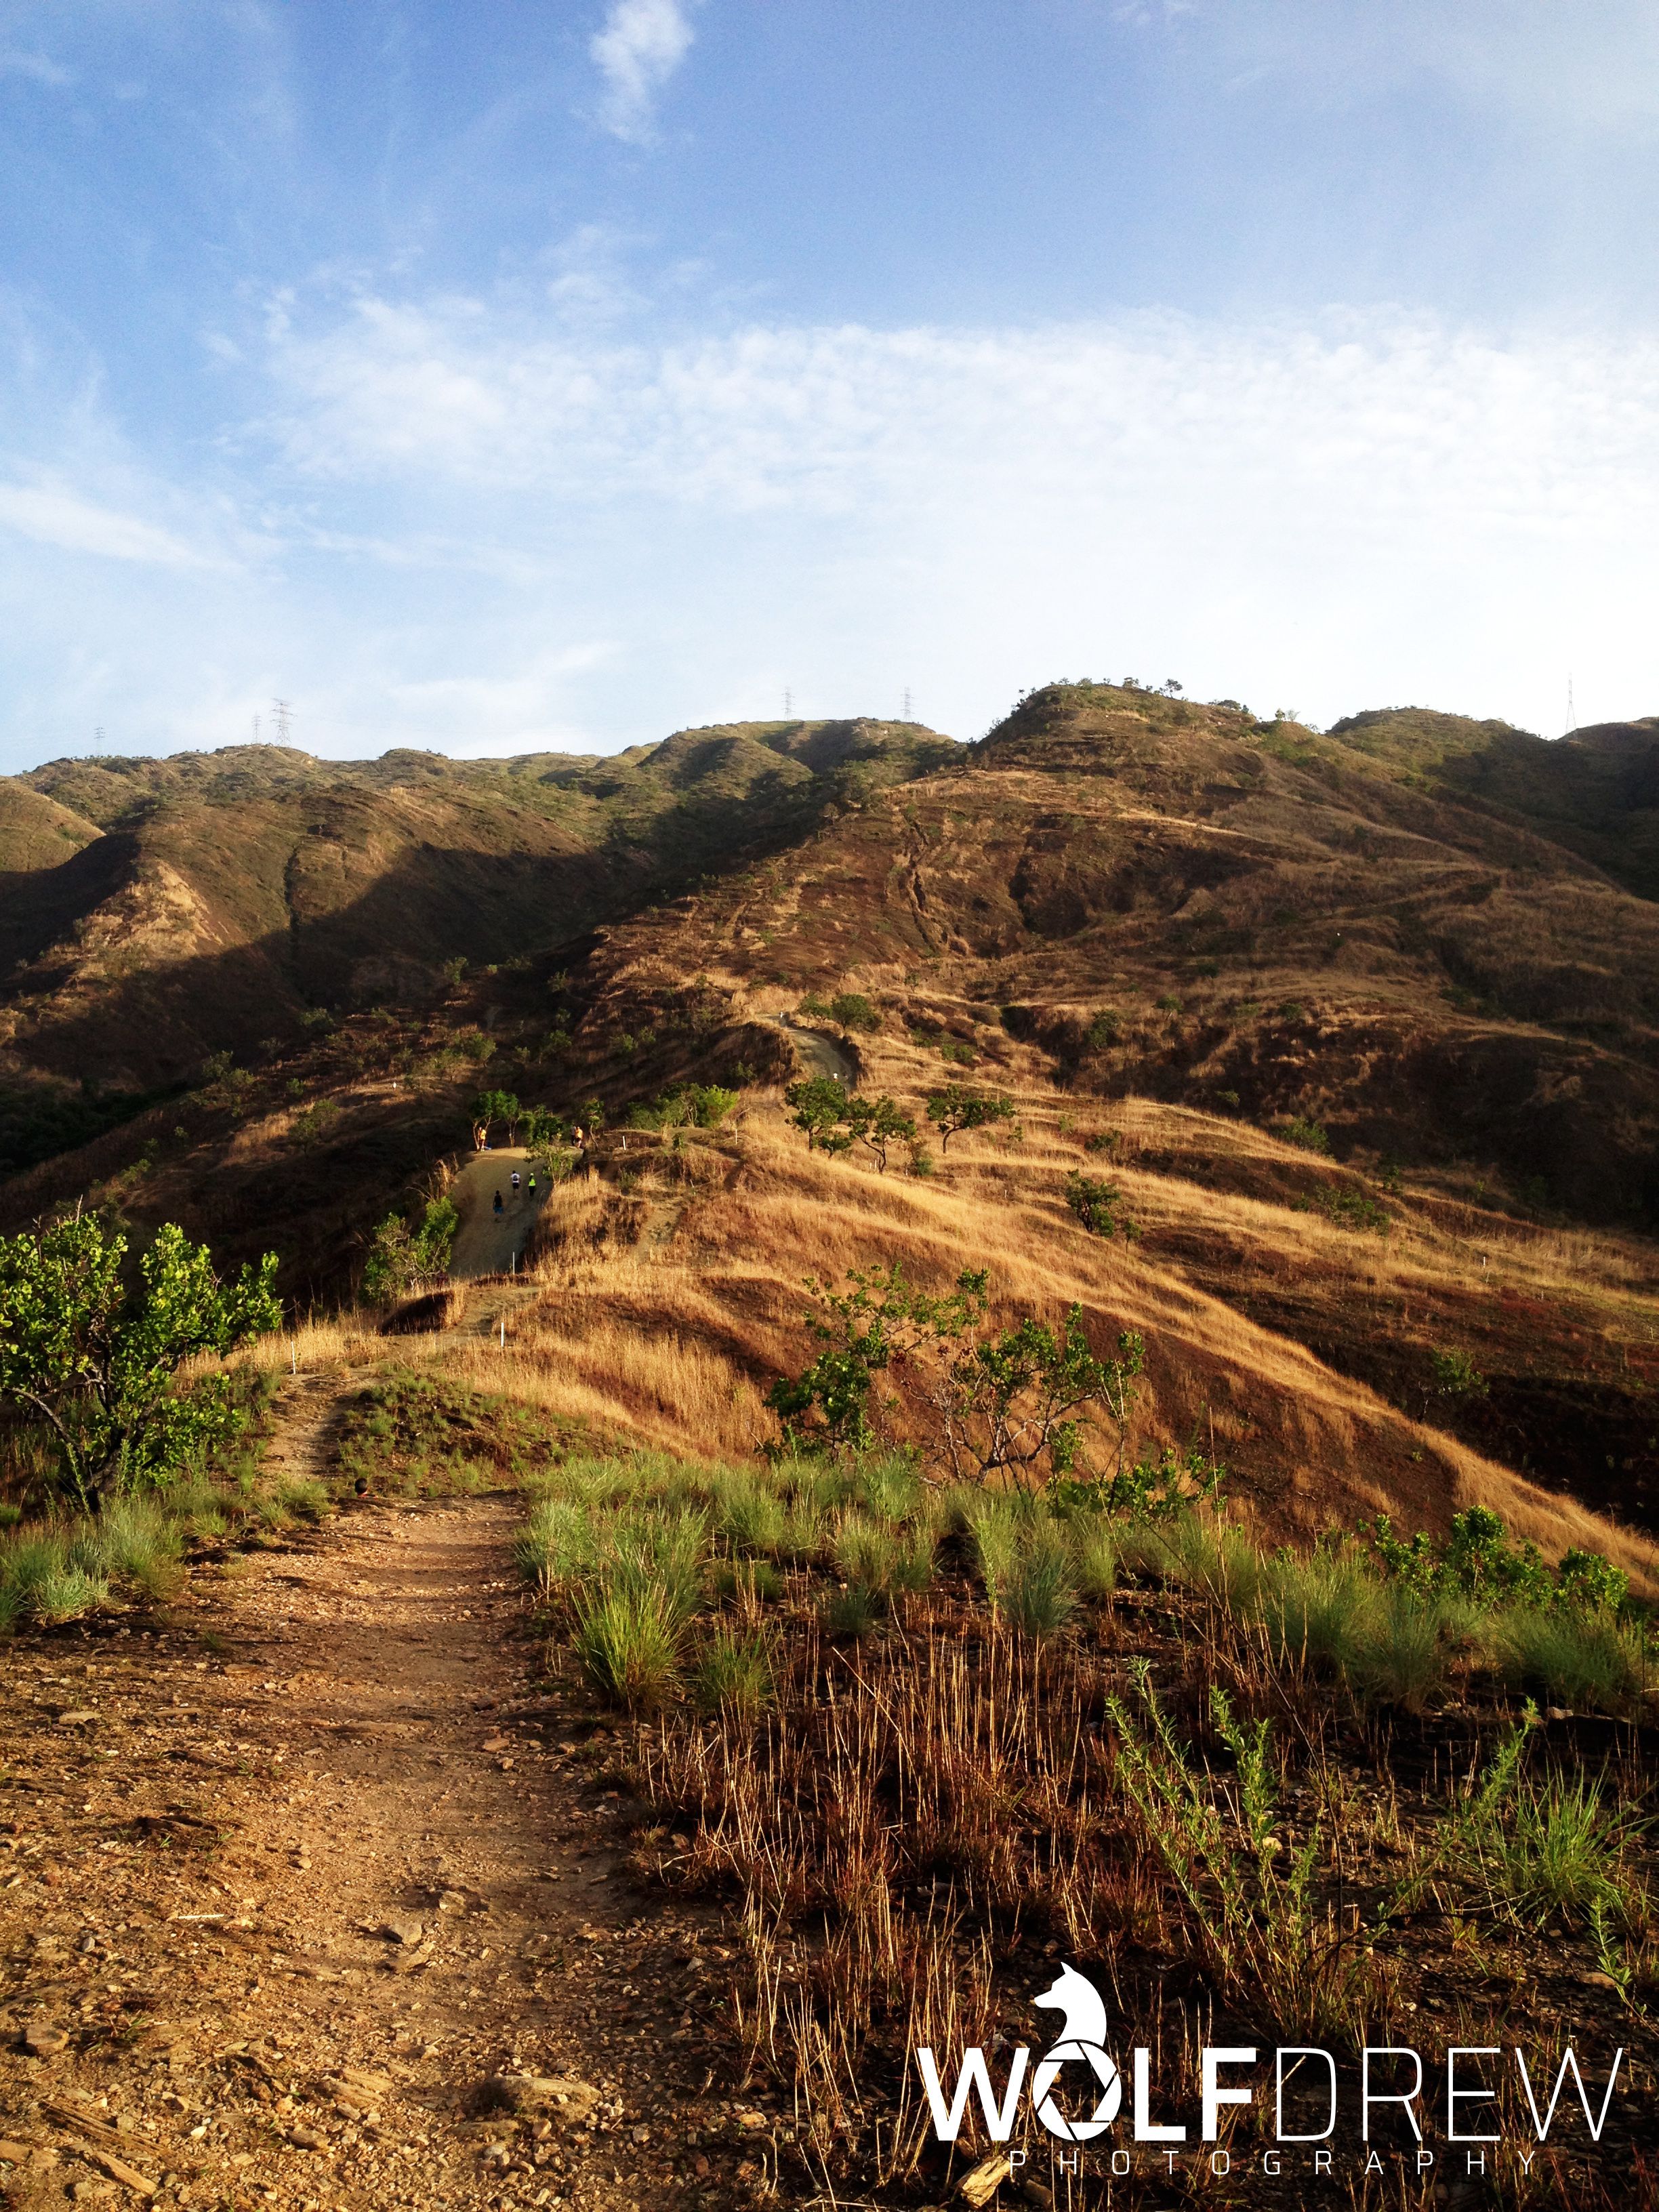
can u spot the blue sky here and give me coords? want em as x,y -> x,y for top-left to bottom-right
2,1 -> 1658,770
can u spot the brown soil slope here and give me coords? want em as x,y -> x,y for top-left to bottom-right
0,719 -> 954,1100
575,684 -> 1659,1225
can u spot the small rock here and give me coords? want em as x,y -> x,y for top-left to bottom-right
22,2017 -> 68,2056
378,1919 -> 425,1947
435,1890 -> 469,1914
630,2125 -> 650,2146
481,1736 -> 510,1753
736,2110 -> 768,2133
56,1711 -> 98,1727
958,2153 -> 1013,2208
1547,1706 -> 1572,1722
287,2127 -> 325,2150
0,2141 -> 30,2165
1582,1970 -> 1622,1991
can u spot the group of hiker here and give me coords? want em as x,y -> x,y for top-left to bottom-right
490,1123 -> 586,1218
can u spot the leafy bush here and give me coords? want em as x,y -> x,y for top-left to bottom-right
1368,1506 -> 1580,1610
1065,1171 -> 1136,1239
1311,1187 -> 1389,1233
1277,1116 -> 1330,1153
1429,1347 -> 1486,1398
766,1262 -> 1145,1482
828,993 -> 881,1033
0,1216 -> 281,1504
363,1195 -> 459,1305
1049,1442 -> 1221,1522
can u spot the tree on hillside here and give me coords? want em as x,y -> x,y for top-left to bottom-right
925,1084 -> 1017,1152
0,1214 -> 281,1507
470,1089 -> 520,1149
844,1094 -> 918,1173
766,1261 -> 1145,1485
362,1196 -> 460,1306
785,1076 -> 853,1153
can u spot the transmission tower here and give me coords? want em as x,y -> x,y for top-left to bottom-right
902,687 -> 913,721
783,688 -> 793,719
272,698 -> 293,746
94,726 -> 105,755
1566,676 -> 1574,737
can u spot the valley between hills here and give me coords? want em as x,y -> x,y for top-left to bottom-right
4,682 -> 1659,2211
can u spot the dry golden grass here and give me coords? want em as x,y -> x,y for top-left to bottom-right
418,1082 -> 1659,1592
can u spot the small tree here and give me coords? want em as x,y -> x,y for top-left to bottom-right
925,1085 -> 1016,1153
785,1076 -> 853,1153
1066,1171 -> 1134,1238
0,1214 -> 281,1506
766,1262 -> 1145,1484
844,1094 -> 917,1173
362,1196 -> 459,1305
471,1089 -> 520,1149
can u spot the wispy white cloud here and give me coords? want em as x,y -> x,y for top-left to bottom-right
1171,0 -> 1659,133
0,480 -> 217,567
253,293 -> 1659,739
589,0 -> 695,144
0,47 -> 73,87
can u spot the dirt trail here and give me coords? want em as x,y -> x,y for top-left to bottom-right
0,1429 -> 762,2211
448,1151 -> 549,1281
772,1021 -> 857,1088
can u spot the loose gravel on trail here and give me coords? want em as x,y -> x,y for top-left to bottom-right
0,1490 -> 773,2212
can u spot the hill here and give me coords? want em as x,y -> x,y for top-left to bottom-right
4,680 -> 1658,1559
0,717 -> 954,1169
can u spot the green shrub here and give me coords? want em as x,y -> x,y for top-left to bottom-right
1311,1187 -> 1390,1233
1065,1171 -> 1130,1238
1278,1117 -> 1330,1153
823,1583 -> 884,1639
828,993 -> 881,1033
1005,1527 -> 1076,1637
1490,1777 -> 1640,1927
692,1626 -> 774,1720
1429,1347 -> 1486,1398
573,1586 -> 683,1711
1496,1607 -> 1647,1714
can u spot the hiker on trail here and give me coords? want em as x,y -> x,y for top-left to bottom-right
493,1190 -> 504,1216
527,1171 -> 537,1196
510,1170 -> 521,1194
571,1124 -> 584,1149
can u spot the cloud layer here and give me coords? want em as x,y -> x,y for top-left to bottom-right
589,0 -> 696,142
5,286 -> 1659,765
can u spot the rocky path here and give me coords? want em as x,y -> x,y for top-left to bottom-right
0,1492 -> 769,2212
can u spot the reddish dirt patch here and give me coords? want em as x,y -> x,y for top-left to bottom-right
0,1498 -> 759,2212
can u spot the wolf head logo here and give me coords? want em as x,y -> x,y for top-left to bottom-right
1033,1963 -> 1110,2054
1029,1962 -> 1121,2142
